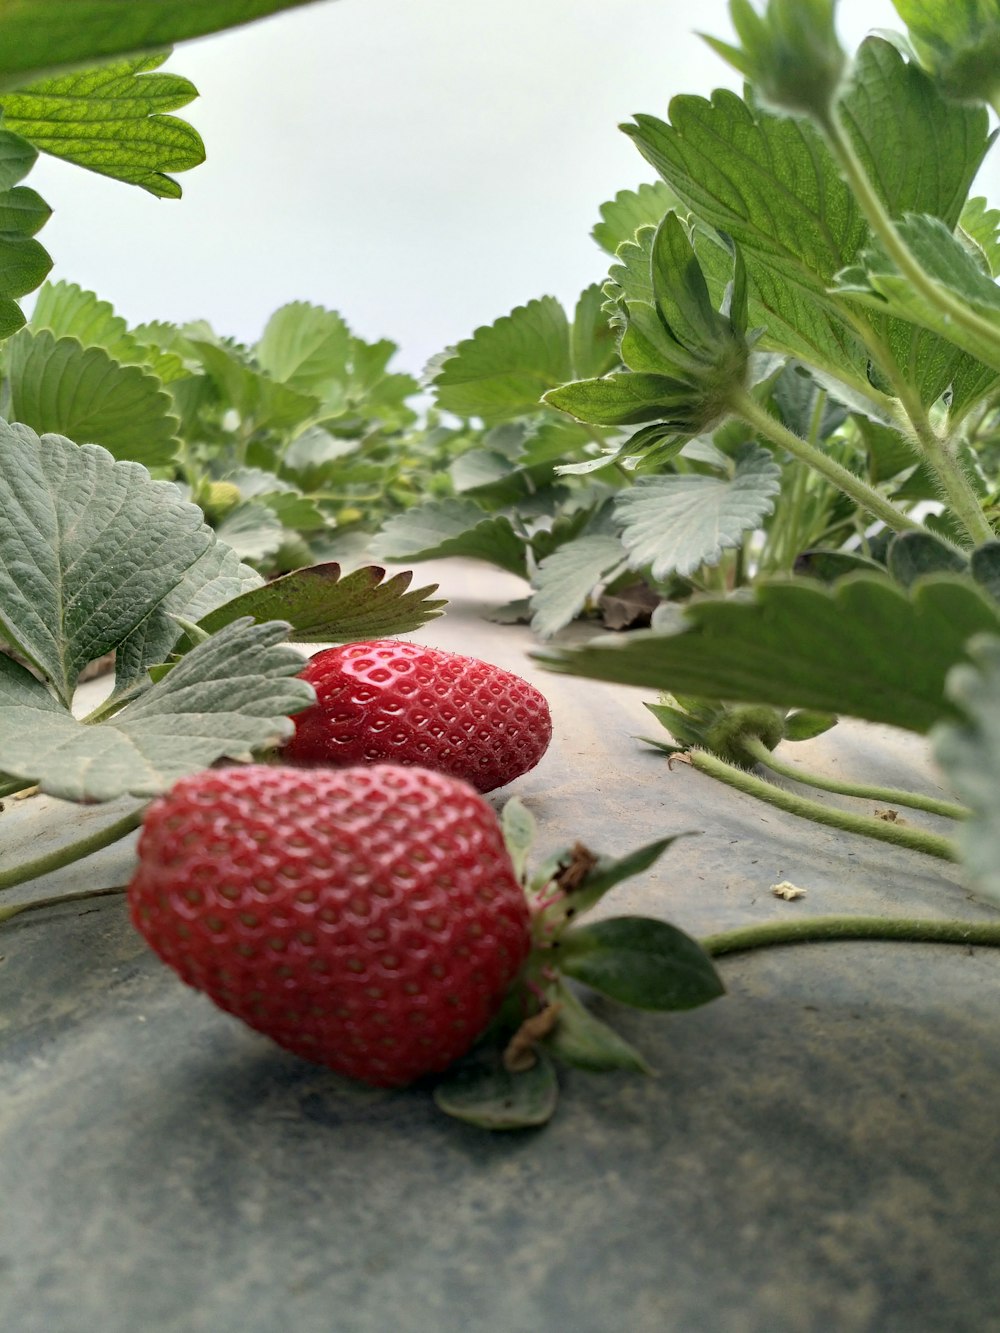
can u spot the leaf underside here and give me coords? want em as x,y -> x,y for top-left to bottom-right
537,574 -> 1000,735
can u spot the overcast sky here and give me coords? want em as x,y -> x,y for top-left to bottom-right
26,0 -> 999,379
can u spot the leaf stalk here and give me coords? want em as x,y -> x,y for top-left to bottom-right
0,805 -> 146,893
702,914 -> 1000,957
687,748 -> 959,861
741,736 -> 970,821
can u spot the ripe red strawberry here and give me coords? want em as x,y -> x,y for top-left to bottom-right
128,763 -> 532,1087
279,639 -> 552,794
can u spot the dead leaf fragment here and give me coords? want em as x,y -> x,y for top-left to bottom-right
502,1003 -> 563,1073
771,881 -> 807,901
874,808 -> 907,824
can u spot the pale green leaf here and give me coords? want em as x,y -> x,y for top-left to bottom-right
4,328 -> 180,464
934,635 -> 1000,905
592,181 -> 679,256
255,302 -> 351,395
215,502 -> 286,563
433,1048 -> 559,1130
529,534 -> 626,638
960,196 -> 1000,277
614,444 -> 781,578
571,282 -> 619,380
372,499 -> 528,579
0,0 -> 329,90
199,562 -> 445,642
0,421 -> 212,705
892,0 -> 1000,103
500,796 -> 536,881
0,53 -> 203,198
432,296 -> 573,423
189,337 -> 320,433
536,575 -> 1000,734
113,536 -> 262,694
0,618 -> 312,802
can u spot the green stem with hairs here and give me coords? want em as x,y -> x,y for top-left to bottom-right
842,307 -> 992,549
0,884 -> 126,925
702,914 -> 1000,957
729,388 -> 921,535
0,805 -> 146,892
819,107 -> 1000,371
687,748 -> 959,861
741,736 -> 970,821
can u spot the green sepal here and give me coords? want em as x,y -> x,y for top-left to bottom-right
543,981 -> 653,1074
559,916 -> 725,1011
433,1047 -> 559,1130
500,797 -> 537,882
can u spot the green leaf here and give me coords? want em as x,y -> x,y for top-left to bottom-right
560,838 -> 682,920
560,916 -> 725,1011
0,618 -> 312,802
960,196 -> 1000,277
892,0 -> 1000,104
4,328 -> 180,465
113,537 -> 262,694
970,543 -> 1000,603
214,502 -> 286,563
571,283 -> 619,380
0,0 -> 328,90
544,372 -> 694,426
0,421 -> 212,706
933,635 -> 1000,906
433,1047 -> 559,1130
529,534 -> 626,639
836,213 -> 1000,381
0,130 -> 52,335
627,39 -> 992,398
592,181 -> 679,256
189,338 -> 320,433
613,443 -> 781,578
0,53 -> 204,198
500,796 -> 537,881
544,982 -> 652,1074
255,302 -> 351,395
887,530 -> 969,587
199,563 -> 445,642
432,297 -> 573,423
536,575 -> 1000,734
372,499 -> 528,579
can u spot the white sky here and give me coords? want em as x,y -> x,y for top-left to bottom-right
25,0 -> 999,378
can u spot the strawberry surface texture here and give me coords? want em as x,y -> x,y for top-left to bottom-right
281,639 -> 552,793
128,764 -> 532,1087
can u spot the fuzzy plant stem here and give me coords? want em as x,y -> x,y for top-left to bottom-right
0,884 -> 126,925
702,915 -> 1000,957
687,749 -> 959,862
729,389 -> 921,535
0,777 -> 36,800
0,805 -> 145,893
820,109 -> 1000,369
740,737 -> 970,821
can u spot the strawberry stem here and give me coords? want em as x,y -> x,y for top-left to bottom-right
0,805 -> 146,892
0,884 -> 126,925
702,915 -> 1000,957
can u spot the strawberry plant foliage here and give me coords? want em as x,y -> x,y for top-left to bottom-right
0,422 -> 444,801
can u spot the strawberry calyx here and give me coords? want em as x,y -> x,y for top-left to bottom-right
432,800 -> 724,1130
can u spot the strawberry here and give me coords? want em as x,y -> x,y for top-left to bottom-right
280,639 -> 552,794
128,763 -> 532,1088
